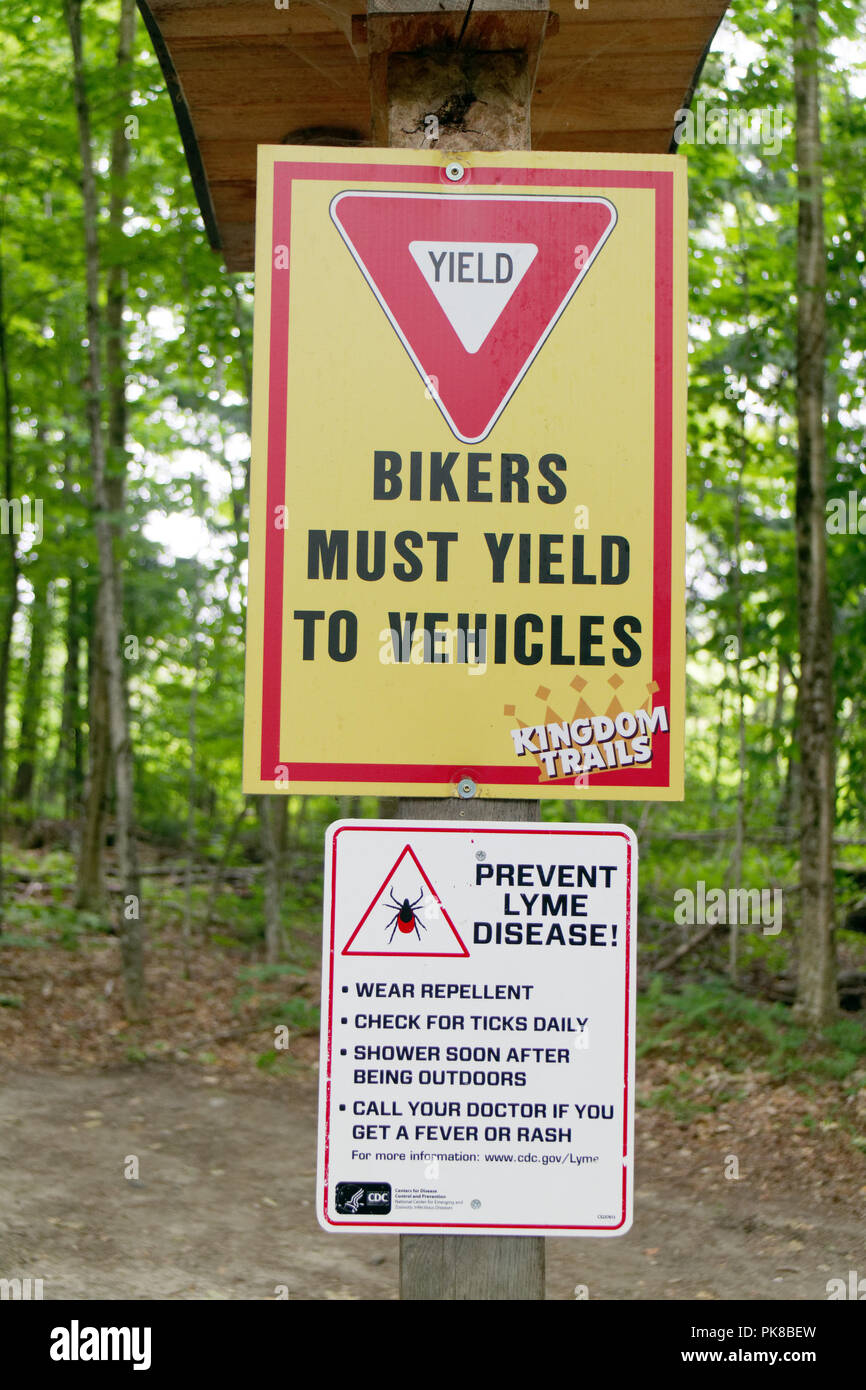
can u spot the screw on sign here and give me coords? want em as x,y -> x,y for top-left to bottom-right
384,887 -> 427,943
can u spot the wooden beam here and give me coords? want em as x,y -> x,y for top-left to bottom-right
142,0 -> 731,270
368,0 -> 549,147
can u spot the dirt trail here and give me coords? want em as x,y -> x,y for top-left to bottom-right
1,1065 -> 861,1301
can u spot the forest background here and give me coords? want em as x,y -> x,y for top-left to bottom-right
0,0 -> 865,1285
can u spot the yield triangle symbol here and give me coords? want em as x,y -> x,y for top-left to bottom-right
342,844 -> 469,958
330,191 -> 617,444
407,240 -> 538,353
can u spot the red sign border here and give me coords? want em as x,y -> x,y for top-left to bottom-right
258,158 -> 675,791
320,822 -> 635,1233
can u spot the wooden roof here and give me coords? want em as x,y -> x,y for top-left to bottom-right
139,0 -> 729,271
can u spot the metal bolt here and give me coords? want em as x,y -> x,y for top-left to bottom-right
471,1199 -> 481,1209
444,160 -> 465,182
457,777 -> 477,799
475,850 -> 486,861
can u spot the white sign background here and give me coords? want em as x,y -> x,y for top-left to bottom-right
317,820 -> 637,1236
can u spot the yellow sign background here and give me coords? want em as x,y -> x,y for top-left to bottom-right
243,148 -> 686,799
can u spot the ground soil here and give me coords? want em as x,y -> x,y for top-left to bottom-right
1,914 -> 864,1301
1,1059 -> 863,1302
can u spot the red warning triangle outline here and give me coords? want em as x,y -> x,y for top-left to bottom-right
341,844 -> 470,958
329,190 -> 617,445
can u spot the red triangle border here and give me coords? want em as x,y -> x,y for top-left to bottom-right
341,844 -> 470,957
330,190 -> 618,444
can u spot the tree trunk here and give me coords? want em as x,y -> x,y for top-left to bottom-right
75,590 -> 110,908
792,0 -> 836,1029
65,0 -> 143,1016
770,652 -> 787,814
204,798 -> 252,930
779,677 -> 801,832
73,0 -> 137,910
260,796 -> 288,964
711,686 -> 727,822
12,573 -> 52,807
0,231 -> 21,930
729,473 -> 747,986
58,568 -> 85,821
183,564 -> 202,973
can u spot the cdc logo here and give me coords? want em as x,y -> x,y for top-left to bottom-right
335,1182 -> 392,1215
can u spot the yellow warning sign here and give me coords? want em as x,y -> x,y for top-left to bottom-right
243,147 -> 687,800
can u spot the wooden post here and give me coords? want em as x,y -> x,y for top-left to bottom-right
367,0 -> 549,1300
400,1229 -> 545,1301
398,795 -> 544,1300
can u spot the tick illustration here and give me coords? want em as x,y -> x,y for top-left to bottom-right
384,888 -> 426,943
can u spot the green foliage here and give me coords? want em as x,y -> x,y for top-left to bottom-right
270,998 -> 320,1032
3,900 -> 112,947
638,976 -> 866,1085
0,0 -> 864,1050
255,1048 -> 297,1077
232,960 -> 319,1031
0,0 -> 254,844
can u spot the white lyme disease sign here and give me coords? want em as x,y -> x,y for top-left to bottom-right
317,819 -> 637,1236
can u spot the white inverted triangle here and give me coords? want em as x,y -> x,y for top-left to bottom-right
408,241 -> 538,354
